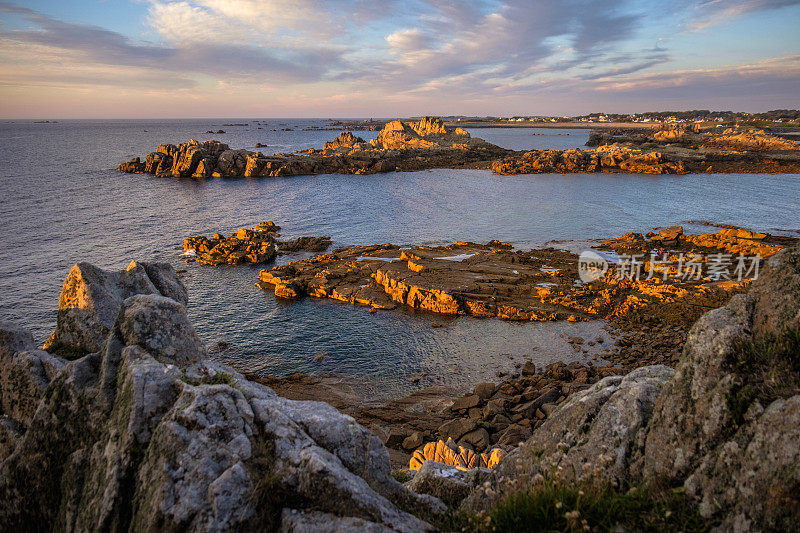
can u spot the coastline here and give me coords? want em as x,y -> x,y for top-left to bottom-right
118,117 -> 800,179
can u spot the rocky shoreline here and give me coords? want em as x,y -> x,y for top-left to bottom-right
2,242 -> 799,530
494,124 -> 800,175
256,225 -> 793,321
241,223 -> 796,470
118,118 -> 800,180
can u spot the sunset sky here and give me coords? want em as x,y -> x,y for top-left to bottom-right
1,0 -> 799,118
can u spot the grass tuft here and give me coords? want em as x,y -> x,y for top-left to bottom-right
726,327 -> 800,425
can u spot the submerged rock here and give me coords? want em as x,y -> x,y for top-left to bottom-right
0,262 -> 441,531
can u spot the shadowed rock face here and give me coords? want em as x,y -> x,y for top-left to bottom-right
0,262 -> 442,531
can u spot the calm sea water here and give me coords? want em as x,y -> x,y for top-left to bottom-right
1,119 -> 799,398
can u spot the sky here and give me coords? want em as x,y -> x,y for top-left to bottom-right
0,0 -> 799,118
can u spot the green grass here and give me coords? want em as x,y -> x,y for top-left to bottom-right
726,327 -> 800,426
462,476 -> 708,532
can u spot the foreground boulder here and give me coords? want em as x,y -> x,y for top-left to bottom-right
496,365 -> 675,487
0,263 -> 441,531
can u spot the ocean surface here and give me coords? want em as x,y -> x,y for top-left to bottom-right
1,119 -> 799,398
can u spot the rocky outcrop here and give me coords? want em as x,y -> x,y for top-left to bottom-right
0,262 -> 441,531
492,144 -> 686,175
639,246 -> 800,529
411,116 -> 448,137
183,221 -> 280,266
119,118 -> 509,179
323,131 -> 368,152
602,224 -> 788,258
409,438 -> 505,471
407,460 -> 494,508
43,260 -> 188,356
653,123 -> 700,142
183,222 -> 333,266
257,228 -> 791,324
700,127 -> 800,151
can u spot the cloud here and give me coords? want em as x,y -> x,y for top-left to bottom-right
0,0 -> 797,117
679,0 -> 800,31
591,54 -> 800,96
0,1 -> 347,85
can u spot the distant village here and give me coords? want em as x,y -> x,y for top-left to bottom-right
447,110 -> 800,127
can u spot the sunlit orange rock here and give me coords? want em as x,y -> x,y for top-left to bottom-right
409,438 -> 506,471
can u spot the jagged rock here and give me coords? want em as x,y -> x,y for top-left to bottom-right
0,263 -> 439,531
651,225 -> 683,243
409,438 -> 505,471
0,348 -> 65,425
0,321 -> 67,460
750,245 -> 800,336
323,131 -> 367,151
116,157 -> 145,173
411,116 -> 447,137
43,260 -> 188,356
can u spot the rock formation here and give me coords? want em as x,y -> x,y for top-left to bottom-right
409,438 -> 505,471
257,229 -> 793,323
183,221 -> 332,266
492,144 -> 687,175
0,262 -> 442,531
323,131 -> 368,151
118,117 -> 509,179
699,127 -> 800,151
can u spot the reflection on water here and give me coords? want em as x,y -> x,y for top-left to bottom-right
1,119 -> 798,398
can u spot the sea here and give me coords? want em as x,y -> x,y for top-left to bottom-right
1,119 -> 798,399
